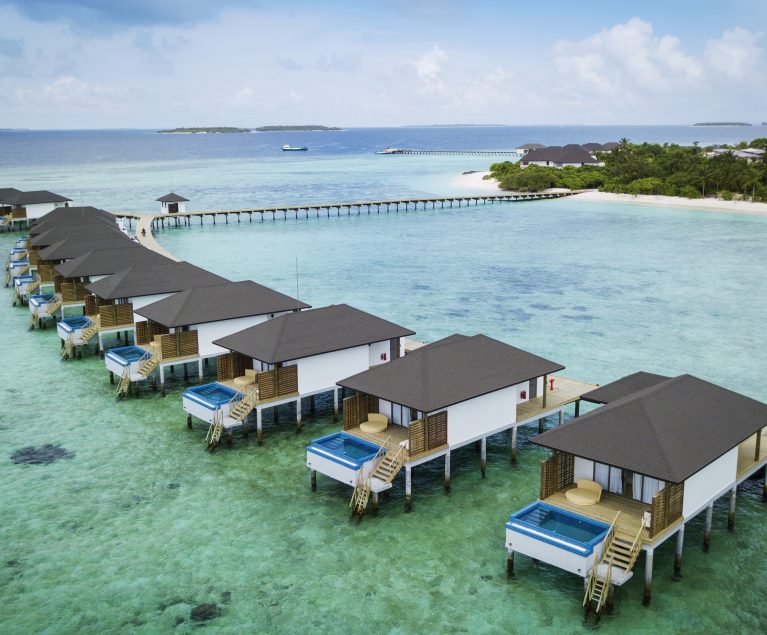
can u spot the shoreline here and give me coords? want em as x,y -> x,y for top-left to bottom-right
449,171 -> 767,216
571,191 -> 767,216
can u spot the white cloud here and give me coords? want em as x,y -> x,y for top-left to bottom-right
15,75 -> 122,110
704,28 -> 763,79
410,45 -> 447,90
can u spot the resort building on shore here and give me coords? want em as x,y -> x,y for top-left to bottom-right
53,261 -> 229,359
515,143 -> 545,156
157,192 -> 189,214
310,333 -> 595,516
520,144 -> 602,168
185,303 -> 414,448
0,188 -> 72,229
105,280 -> 309,398
505,372 -> 767,615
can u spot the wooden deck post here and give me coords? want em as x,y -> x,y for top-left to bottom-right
542,374 -> 548,408
703,503 -> 713,551
296,398 -> 302,432
256,407 -> 263,445
511,427 -> 518,464
538,418 -> 545,434
558,410 -> 564,426
643,548 -> 654,606
574,400 -> 580,418
159,365 -> 165,395
198,359 -> 203,382
372,492 -> 380,512
405,465 -> 412,512
728,486 -> 737,531
186,413 -> 192,429
506,549 -> 514,577
444,451 -> 451,493
310,469 -> 317,491
109,371 -> 114,385
673,524 -> 684,580
333,388 -> 339,422
480,437 -> 487,478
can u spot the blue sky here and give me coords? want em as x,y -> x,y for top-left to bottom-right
0,0 -> 765,128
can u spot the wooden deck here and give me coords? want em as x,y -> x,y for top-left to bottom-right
217,379 -> 299,407
737,429 -> 767,478
545,486 -> 685,546
346,423 -> 448,463
515,376 -> 598,424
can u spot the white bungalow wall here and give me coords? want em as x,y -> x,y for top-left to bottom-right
288,345 -> 370,395
368,340 -> 390,366
25,202 -> 61,220
514,376 -> 543,405
682,447 -> 739,518
445,385 -> 518,447
193,315 -> 272,357
574,457 -> 595,481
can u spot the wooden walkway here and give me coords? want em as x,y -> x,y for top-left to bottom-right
380,148 -> 521,156
118,191 -> 584,249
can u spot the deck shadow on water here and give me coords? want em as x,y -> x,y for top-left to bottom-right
10,444 -> 74,465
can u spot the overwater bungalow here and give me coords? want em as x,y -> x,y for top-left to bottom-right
106,280 -> 309,398
27,206 -> 116,235
28,245 -> 172,328
157,192 -> 189,214
504,372 -> 767,615
192,303 -> 415,448
0,189 -> 72,229
67,261 -> 229,358
312,333 -> 595,516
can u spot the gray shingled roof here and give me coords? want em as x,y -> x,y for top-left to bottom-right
338,334 -> 564,413
517,143 -> 545,150
533,374 -> 767,483
0,190 -> 71,205
135,280 -> 310,327
213,304 -> 414,363
86,262 -> 229,300
30,222 -> 125,247
54,246 -> 172,278
0,188 -> 22,202
29,207 -> 114,234
580,371 -> 670,404
521,145 -> 599,165
39,235 -> 136,261
156,192 -> 189,202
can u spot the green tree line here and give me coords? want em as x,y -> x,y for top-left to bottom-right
488,139 -> 767,201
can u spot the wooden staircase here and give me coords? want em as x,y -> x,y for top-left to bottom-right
228,388 -> 260,423
205,410 -> 225,450
27,277 -> 40,293
350,439 -> 405,518
137,353 -> 158,378
79,317 -> 100,343
584,514 -> 644,615
46,294 -> 63,315
116,367 -> 131,399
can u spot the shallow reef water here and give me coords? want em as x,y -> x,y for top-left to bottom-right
1,196 -> 767,633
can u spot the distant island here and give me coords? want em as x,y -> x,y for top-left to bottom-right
253,125 -> 341,132
158,127 -> 250,134
693,122 -> 752,127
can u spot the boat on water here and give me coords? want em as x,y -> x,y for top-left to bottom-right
282,144 -> 308,151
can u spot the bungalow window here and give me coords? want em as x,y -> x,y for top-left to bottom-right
593,462 -> 623,495
390,403 -> 413,427
631,473 -> 664,504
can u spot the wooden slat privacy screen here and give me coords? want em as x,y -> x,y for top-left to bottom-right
37,264 -> 54,283
409,410 -> 448,458
155,331 -> 199,360
539,451 -> 575,499
99,303 -> 134,328
135,320 -> 169,345
61,281 -> 90,302
342,392 -> 379,430
649,481 -> 683,538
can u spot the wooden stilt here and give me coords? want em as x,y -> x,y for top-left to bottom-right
673,524 -> 684,580
187,414 -> 192,429
372,492 -> 379,513
296,398 -> 302,432
444,451 -> 451,493
763,469 -> 767,503
511,426 -> 518,464
256,408 -> 263,445
703,503 -> 713,551
575,400 -> 581,418
405,465 -> 412,512
311,469 -> 317,491
506,549 -> 515,577
558,410 -> 564,426
480,437 -> 487,478
643,548 -> 654,606
333,388 -> 339,422
538,418 -> 544,434
728,486 -> 737,531
109,371 -> 114,385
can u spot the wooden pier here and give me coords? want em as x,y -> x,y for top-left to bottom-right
117,191 -> 583,246
379,148 -> 521,156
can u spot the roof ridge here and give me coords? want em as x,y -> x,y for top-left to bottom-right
636,394 -> 679,483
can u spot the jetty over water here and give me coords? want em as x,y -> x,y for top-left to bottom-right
118,191 -> 583,239
380,148 -> 520,156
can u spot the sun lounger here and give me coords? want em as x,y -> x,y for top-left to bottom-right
565,479 -> 602,506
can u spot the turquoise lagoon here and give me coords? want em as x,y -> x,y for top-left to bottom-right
2,135 -> 767,631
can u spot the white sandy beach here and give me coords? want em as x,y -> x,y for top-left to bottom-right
451,171 -> 767,216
